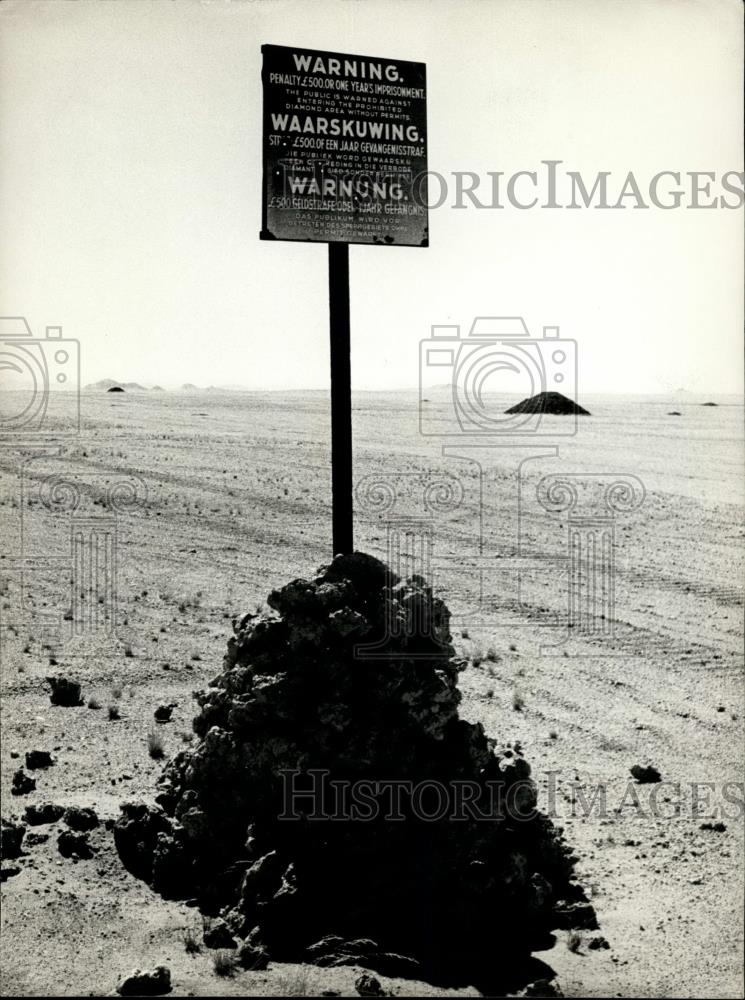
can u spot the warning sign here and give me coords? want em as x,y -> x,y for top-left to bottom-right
261,44 -> 428,246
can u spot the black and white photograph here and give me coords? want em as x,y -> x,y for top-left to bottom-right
0,1 -> 743,996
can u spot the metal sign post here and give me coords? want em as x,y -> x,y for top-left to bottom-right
261,44 -> 428,555
328,242 -> 353,554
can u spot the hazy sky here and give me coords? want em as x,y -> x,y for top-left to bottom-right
1,0 -> 742,393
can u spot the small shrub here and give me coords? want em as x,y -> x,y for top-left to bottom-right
123,644 -> 134,658
148,729 -> 165,759
277,970 -> 312,995
485,687 -> 495,699
512,689 -> 525,712
111,685 -> 123,700
567,931 -> 582,953
212,950 -> 236,977
88,697 -> 102,710
485,646 -> 498,662
509,643 -> 517,652
108,704 -> 121,721
549,729 -> 558,740
184,927 -> 201,954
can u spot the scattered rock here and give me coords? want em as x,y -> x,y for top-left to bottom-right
236,929 -> 270,970
587,935 -> 610,950
1,817 -> 26,859
553,900 -> 599,931
57,829 -> 94,859
700,821 -> 727,833
63,806 -> 99,832
11,769 -> 36,796
523,980 -> 564,997
667,411 -> 682,416
25,831 -> 49,846
25,750 -> 54,770
630,764 -> 661,784
203,918 -> 237,950
355,973 -> 390,997
47,676 -> 84,707
113,802 -> 177,890
24,803 -> 65,825
306,937 -> 421,978
154,704 -> 175,723
116,966 -> 172,996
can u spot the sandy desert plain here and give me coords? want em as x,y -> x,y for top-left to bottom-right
0,387 -> 743,998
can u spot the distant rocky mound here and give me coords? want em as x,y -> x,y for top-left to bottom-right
114,553 -> 594,991
701,402 -> 718,407
181,383 -> 199,391
505,391 -> 590,416
107,386 -> 125,393
151,385 -> 165,392
85,379 -> 147,391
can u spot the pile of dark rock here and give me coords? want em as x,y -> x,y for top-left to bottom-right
505,391 -> 590,416
115,553 -> 594,990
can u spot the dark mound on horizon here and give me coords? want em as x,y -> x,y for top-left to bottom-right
114,553 -> 594,991
505,391 -> 590,416
107,386 -> 125,393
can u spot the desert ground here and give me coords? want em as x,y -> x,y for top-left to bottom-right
1,388 -> 743,998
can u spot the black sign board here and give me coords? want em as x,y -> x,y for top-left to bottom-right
261,44 -> 428,246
